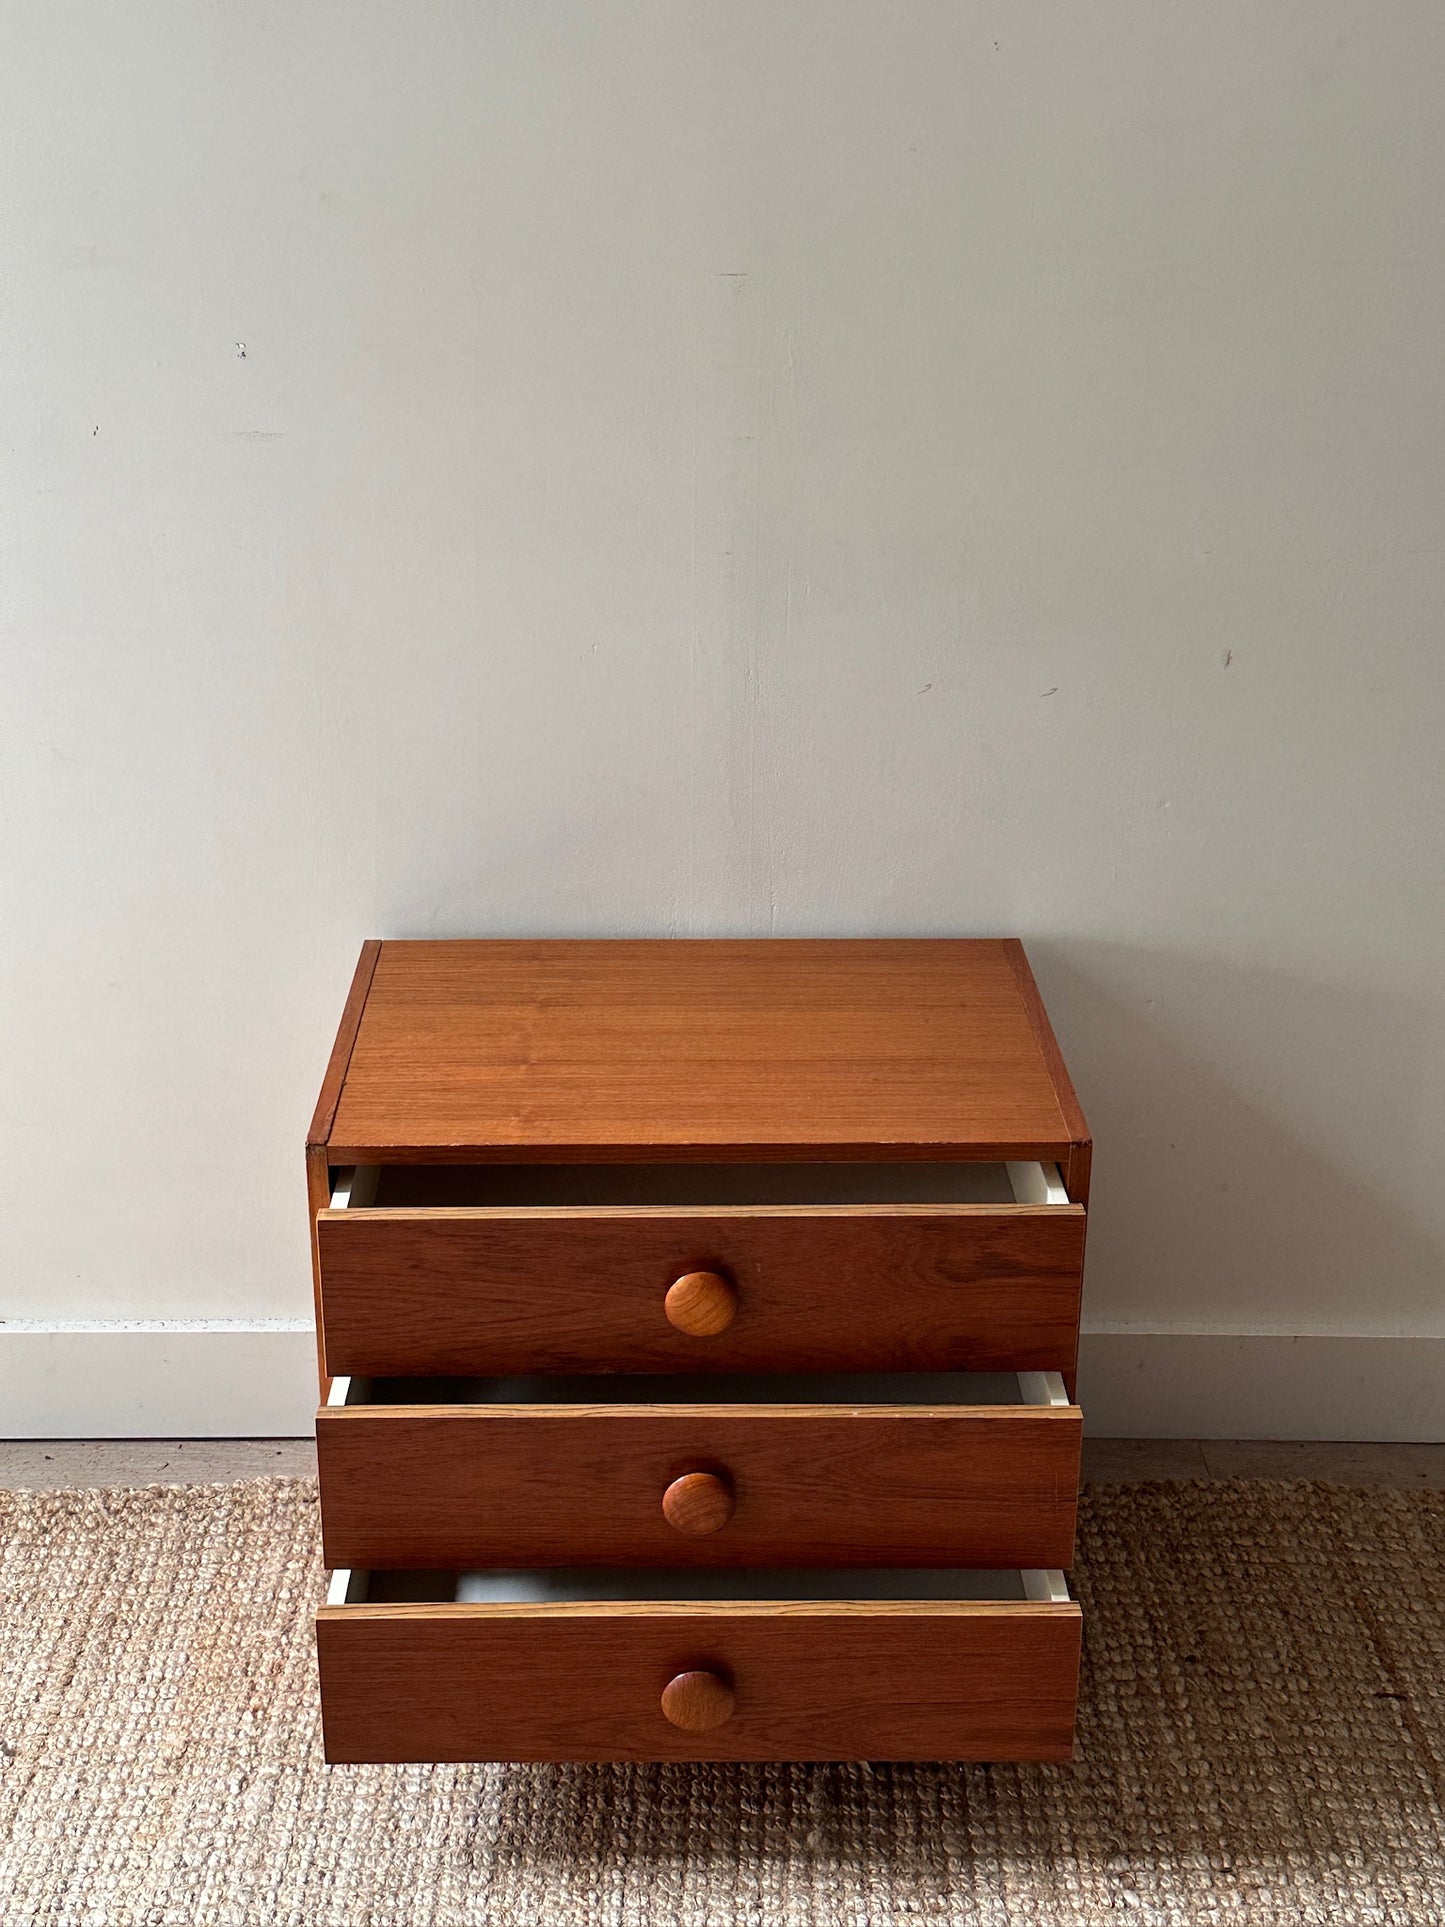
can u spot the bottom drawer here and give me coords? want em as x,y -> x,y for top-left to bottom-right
316,1568 -> 1081,1763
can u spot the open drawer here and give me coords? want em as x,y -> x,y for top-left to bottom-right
317,1368 -> 1081,1570
316,1159 -> 1085,1378
317,1565 -> 1081,1763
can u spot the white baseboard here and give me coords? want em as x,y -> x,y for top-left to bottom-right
1,1325 -> 1442,1441
1076,1331 -> 1445,1442
0,1324 -> 319,1438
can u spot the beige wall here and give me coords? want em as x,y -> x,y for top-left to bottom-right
3,7 -> 1442,1416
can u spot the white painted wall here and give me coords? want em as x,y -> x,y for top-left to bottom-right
3,4 -> 1443,1433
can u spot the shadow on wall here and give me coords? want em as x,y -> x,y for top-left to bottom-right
1025,940 -> 1443,1338
371,745 -> 780,943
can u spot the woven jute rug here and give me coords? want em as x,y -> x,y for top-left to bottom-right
1,1479 -> 1442,1926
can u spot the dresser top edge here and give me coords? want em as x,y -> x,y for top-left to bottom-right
309,938 -> 1089,1169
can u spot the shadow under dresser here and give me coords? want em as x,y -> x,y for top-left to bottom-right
306,937 -> 1090,1763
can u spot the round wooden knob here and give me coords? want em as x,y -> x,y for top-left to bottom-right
660,1669 -> 735,1731
664,1269 -> 737,1336
662,1470 -> 735,1536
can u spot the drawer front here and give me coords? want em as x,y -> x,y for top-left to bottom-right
317,1400 -> 1081,1570
316,1204 -> 1085,1377
316,1599 -> 1081,1763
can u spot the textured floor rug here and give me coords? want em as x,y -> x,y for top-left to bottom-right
0,1478 -> 1442,1926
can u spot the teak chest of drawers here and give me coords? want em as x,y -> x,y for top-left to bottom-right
307,938 -> 1090,1764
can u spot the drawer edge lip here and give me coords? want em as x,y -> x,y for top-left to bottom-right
324,1745 -> 1078,1764
316,1599 -> 1082,1622
321,1139 -> 1081,1168
317,1202 -> 1087,1225
314,1401 -> 1084,1423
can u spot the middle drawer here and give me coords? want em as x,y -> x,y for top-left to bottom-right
317,1370 -> 1081,1571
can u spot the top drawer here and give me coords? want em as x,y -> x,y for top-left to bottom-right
316,1161 -> 1084,1378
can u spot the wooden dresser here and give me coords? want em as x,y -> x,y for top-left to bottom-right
308,938 -> 1090,1764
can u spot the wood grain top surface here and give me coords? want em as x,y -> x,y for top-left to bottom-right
319,938 -> 1085,1163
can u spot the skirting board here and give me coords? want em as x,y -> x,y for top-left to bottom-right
1076,1332 -> 1445,1442
0,1327 -> 318,1440
1,1326 -> 1443,1441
